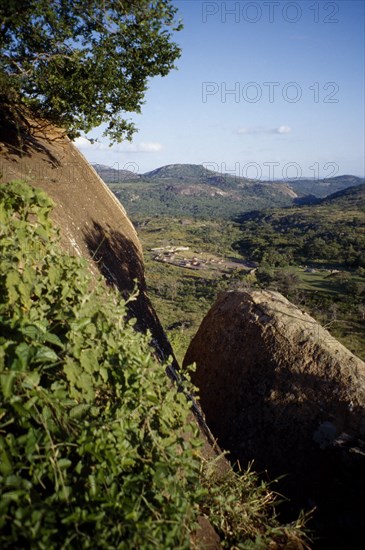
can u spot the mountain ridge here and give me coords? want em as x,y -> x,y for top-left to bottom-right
93,163 -> 364,220
321,182 -> 365,205
93,162 -> 363,195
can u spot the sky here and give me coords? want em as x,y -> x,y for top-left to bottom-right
74,0 -> 365,179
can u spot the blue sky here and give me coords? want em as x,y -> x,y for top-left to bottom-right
75,0 -> 365,179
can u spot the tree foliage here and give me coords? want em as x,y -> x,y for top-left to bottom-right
0,0 -> 182,141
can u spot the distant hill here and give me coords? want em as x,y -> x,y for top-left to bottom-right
94,163 -> 364,220
322,182 -> 365,207
93,163 -> 140,182
234,182 -> 365,268
96,163 -> 296,220
144,164 -> 210,181
142,163 -> 263,189
96,162 -> 256,188
286,175 -> 364,198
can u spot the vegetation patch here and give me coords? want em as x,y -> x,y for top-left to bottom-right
0,181 -> 203,548
0,181 -> 308,548
130,185 -> 365,363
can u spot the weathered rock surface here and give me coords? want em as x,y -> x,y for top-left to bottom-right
0,116 -> 172,362
184,289 -> 365,548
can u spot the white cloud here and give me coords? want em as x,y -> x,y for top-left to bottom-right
276,125 -> 292,134
237,126 -> 292,135
73,137 -> 163,154
73,136 -> 100,149
135,142 -> 163,153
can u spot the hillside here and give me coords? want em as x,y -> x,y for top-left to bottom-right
144,164 -> 216,182
95,163 -> 295,220
95,162 -> 253,186
234,183 -> 365,267
94,163 -> 364,220
287,175 -> 364,198
322,181 -> 365,205
92,163 -> 140,182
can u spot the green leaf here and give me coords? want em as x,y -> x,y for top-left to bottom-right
43,332 -> 63,349
48,265 -> 59,286
22,371 -> 41,389
35,225 -> 49,240
22,325 -> 40,340
6,271 -> 20,303
64,360 -> 81,386
57,458 -> 72,470
70,404 -> 91,419
0,371 -> 17,398
80,349 -> 98,373
1,490 -> 24,503
77,372 -> 94,402
70,318 -> 91,332
99,366 -> 108,383
24,395 -> 39,411
34,346 -> 58,363
15,343 -> 31,369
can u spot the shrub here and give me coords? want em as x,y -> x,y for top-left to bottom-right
0,181 -> 202,549
0,180 -> 309,549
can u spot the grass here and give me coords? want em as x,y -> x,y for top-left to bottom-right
135,215 -> 365,364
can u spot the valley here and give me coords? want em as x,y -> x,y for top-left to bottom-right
97,164 -> 365,365
95,162 -> 364,219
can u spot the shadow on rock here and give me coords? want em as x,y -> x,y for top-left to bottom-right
0,104 -> 60,166
183,290 -> 365,549
84,220 -> 175,364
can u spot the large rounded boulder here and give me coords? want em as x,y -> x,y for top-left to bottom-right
184,290 -> 365,548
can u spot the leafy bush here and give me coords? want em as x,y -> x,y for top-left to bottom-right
0,181 -> 203,548
0,181 -> 310,549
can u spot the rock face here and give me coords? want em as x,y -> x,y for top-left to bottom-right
0,114 -> 224,548
184,290 -> 365,548
0,115 -> 173,362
